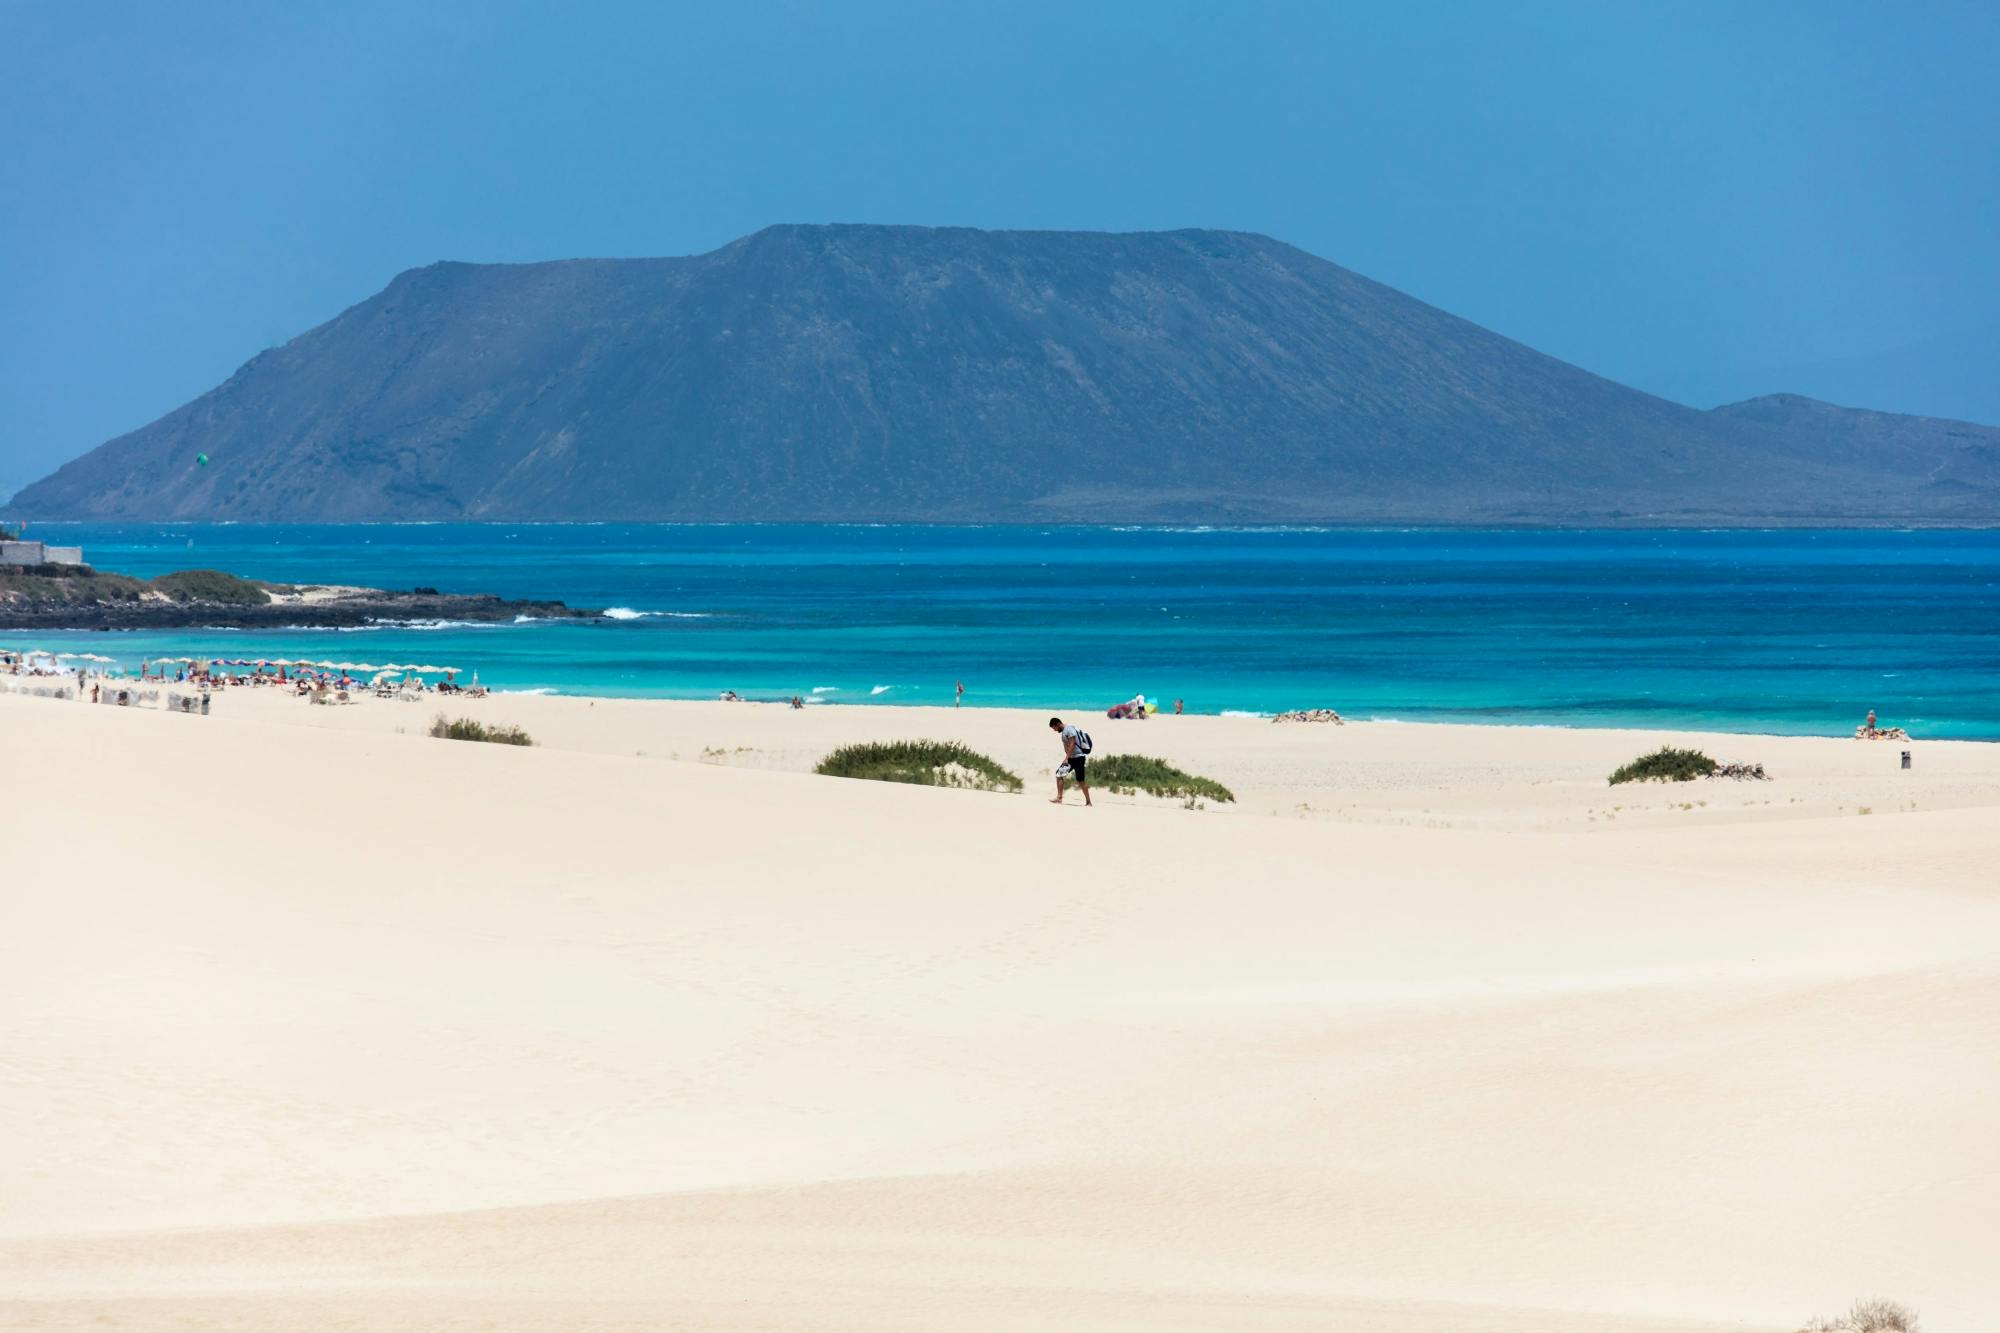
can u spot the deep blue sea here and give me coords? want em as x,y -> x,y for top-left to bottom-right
11,524 -> 2000,738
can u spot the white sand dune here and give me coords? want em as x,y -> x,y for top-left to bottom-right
2,691 -> 1995,1330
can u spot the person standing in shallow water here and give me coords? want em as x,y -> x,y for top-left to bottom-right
956,680 -> 964,709
1048,716 -> 1093,807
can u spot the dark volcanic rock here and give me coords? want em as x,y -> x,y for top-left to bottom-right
0,586 -> 595,632
13,225 -> 2000,524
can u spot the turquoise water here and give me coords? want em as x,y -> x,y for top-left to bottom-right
11,524 -> 2000,738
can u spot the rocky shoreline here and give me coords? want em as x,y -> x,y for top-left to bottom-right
0,577 -> 599,631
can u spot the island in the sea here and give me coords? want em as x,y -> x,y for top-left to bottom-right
12,224 -> 1998,527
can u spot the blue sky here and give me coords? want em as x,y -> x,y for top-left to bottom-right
2,0 -> 1995,491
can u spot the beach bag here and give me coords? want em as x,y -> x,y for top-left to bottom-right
1074,728 -> 1093,755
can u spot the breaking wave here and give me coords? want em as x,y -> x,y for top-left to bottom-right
366,618 -> 504,631
602,607 -> 710,620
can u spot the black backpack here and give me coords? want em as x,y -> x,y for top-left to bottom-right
1073,728 -> 1094,755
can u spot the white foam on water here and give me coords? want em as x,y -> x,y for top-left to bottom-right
1111,524 -> 1337,534
195,625 -> 272,632
869,684 -> 894,695
811,686 -> 840,694
369,618 -> 503,631
601,608 -> 710,620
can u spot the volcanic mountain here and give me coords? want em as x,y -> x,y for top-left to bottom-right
14,225 -> 1999,523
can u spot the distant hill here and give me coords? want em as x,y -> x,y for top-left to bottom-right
1644,323 -> 2000,428
13,225 -> 1999,524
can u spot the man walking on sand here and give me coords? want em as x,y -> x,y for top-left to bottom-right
1049,716 -> 1093,806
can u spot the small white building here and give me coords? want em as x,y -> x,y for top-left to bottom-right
0,540 -> 85,567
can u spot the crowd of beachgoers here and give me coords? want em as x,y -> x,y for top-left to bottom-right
0,652 -> 214,713
0,648 -> 486,710
148,657 -> 488,705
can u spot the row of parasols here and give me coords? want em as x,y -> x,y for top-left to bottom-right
148,657 -> 463,675
2,649 -> 118,663
6,649 -> 468,685
150,657 -> 468,686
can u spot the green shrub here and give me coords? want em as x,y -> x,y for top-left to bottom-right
430,715 -> 534,746
1086,753 -> 1236,803
148,569 -> 271,604
815,739 -> 1022,792
1608,746 -> 1718,785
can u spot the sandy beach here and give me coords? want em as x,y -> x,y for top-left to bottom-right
4,687 -> 1997,1330
220,686 -> 2000,831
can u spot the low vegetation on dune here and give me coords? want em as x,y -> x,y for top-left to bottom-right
1086,754 -> 1236,803
1608,746 -> 1718,785
0,563 -> 271,605
430,715 -> 534,746
815,740 -> 1023,792
147,569 -> 272,604
0,565 -> 142,602
1799,1298 -> 1920,1332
